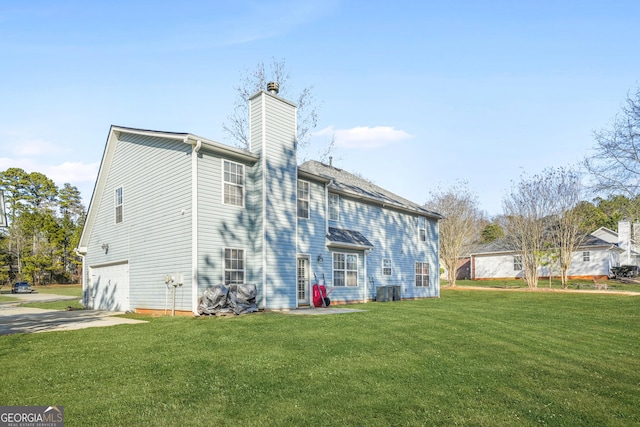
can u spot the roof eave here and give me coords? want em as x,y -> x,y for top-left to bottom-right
298,168 -> 331,183
327,241 -> 375,251
328,186 -> 442,219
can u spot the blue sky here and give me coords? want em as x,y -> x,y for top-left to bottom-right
1,1 -> 638,216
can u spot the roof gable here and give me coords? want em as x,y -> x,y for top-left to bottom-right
78,125 -> 257,250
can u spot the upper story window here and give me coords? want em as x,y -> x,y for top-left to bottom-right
583,251 -> 590,262
223,160 -> 244,207
298,180 -> 310,219
382,259 -> 392,276
415,262 -> 429,287
329,193 -> 340,221
418,216 -> 426,242
115,187 -> 123,224
224,248 -> 245,285
514,255 -> 523,270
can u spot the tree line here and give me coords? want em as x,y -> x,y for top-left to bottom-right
431,85 -> 640,289
0,167 -> 85,287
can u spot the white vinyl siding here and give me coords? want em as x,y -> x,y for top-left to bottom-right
223,160 -> 244,207
333,253 -> 358,287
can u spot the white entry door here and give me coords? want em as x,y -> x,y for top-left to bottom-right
297,257 -> 310,305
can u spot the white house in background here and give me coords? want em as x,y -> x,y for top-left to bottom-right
470,220 -> 640,281
591,220 -> 640,266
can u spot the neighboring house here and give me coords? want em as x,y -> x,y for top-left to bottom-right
77,84 -> 442,314
469,222 -> 640,280
591,221 -> 640,266
440,257 -> 471,281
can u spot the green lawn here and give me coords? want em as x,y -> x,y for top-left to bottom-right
446,278 -> 640,292
32,284 -> 83,297
1,290 -> 639,426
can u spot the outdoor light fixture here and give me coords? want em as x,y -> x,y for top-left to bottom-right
317,255 -> 323,265
101,243 -> 109,253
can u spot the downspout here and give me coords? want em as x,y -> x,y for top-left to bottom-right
436,219 -> 440,298
261,94 -> 268,310
363,250 -> 368,303
191,139 -> 202,315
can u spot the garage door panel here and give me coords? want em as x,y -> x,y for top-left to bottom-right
89,262 -> 129,311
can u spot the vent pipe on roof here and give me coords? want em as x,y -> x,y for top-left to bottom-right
329,156 -> 333,167
267,82 -> 279,95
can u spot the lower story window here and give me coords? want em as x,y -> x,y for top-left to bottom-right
333,253 -> 358,287
224,248 -> 244,284
415,262 -> 429,287
583,251 -> 590,262
382,259 -> 392,276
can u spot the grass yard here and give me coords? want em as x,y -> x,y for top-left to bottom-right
447,278 -> 640,292
32,284 -> 83,297
1,290 -> 638,426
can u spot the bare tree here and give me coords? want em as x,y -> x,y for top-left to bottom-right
503,167 -> 586,288
503,172 -> 556,288
222,58 -> 319,152
584,86 -> 640,197
426,182 -> 481,286
547,167 -> 587,288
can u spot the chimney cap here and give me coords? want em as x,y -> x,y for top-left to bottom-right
267,82 -> 279,95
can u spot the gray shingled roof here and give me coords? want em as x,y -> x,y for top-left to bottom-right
299,160 -> 442,219
470,234 -> 616,255
327,227 -> 374,249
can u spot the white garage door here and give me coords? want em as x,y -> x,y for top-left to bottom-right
89,262 -> 130,311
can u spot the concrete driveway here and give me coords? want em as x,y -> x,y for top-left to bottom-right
0,292 -> 147,336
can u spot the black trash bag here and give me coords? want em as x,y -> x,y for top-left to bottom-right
198,285 -> 231,315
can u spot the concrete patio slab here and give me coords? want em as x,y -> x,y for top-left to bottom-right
0,293 -> 147,335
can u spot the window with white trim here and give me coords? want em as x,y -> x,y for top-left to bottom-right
514,255 -> 523,271
224,248 -> 245,284
583,251 -> 590,262
333,253 -> 358,287
382,259 -> 392,276
298,180 -> 310,219
415,262 -> 429,287
115,187 -> 123,224
223,160 -> 244,207
329,193 -> 340,221
418,216 -> 426,242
